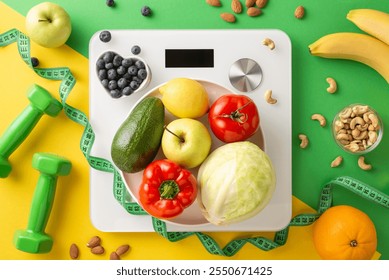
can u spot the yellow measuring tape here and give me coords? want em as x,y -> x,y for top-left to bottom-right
2,28 -> 388,256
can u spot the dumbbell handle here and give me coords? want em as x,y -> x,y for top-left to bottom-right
0,105 -> 43,159
26,174 -> 57,233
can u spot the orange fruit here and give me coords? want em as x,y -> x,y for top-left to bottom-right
313,205 -> 377,260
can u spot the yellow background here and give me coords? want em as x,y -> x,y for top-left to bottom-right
0,2 -> 379,260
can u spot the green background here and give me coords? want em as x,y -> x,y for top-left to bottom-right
3,0 -> 389,258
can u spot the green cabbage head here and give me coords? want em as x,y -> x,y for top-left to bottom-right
197,141 -> 276,225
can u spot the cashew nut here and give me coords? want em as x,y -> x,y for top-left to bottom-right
350,117 -> 365,129
353,130 -> 368,140
299,134 -> 309,149
356,123 -> 368,131
351,129 -> 361,138
368,114 -> 379,128
326,77 -> 337,94
363,112 -> 372,123
358,156 -> 372,171
330,156 -> 343,168
339,107 -> 352,120
262,38 -> 275,50
336,133 -> 350,141
311,113 -> 326,127
344,142 -> 360,152
334,120 -> 344,132
264,90 -> 277,104
368,131 -> 378,144
352,105 -> 369,115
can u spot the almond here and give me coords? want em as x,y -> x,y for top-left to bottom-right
110,252 -> 120,260
294,5 -> 305,19
256,0 -> 268,8
220,12 -> 236,23
69,243 -> 79,260
231,0 -> 242,14
247,7 -> 262,17
116,244 -> 130,256
91,245 -> 105,255
206,0 -> 221,7
245,0 -> 256,7
86,236 -> 101,248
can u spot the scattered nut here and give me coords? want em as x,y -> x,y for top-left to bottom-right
294,5 -> 305,19
311,113 -> 326,127
110,252 -> 120,260
91,245 -> 105,255
245,0 -> 256,7
206,0 -> 221,7
262,38 -> 275,50
247,7 -> 262,16
220,12 -> 236,22
256,0 -> 268,8
69,243 -> 79,260
330,156 -> 343,168
358,156 -> 372,171
231,0 -> 243,14
264,90 -> 277,104
299,134 -> 309,149
116,244 -> 131,256
326,77 -> 337,94
87,236 -> 101,248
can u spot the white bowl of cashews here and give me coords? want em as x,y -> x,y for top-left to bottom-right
332,104 -> 383,154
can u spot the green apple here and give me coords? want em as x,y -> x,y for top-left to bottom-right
25,2 -> 72,48
162,118 -> 212,169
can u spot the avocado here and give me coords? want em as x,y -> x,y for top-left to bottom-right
111,96 -> 165,173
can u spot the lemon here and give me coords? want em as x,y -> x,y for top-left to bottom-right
159,78 -> 209,118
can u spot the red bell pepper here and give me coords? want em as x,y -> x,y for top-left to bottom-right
138,159 -> 197,219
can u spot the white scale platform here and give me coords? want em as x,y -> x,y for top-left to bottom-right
89,30 -> 292,232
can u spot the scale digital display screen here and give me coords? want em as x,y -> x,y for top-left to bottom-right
165,49 -> 214,68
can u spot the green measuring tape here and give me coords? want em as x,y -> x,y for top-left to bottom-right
2,28 -> 389,257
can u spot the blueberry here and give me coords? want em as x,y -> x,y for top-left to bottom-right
110,89 -> 122,98
130,81 -> 140,90
98,69 -> 107,80
122,86 -> 133,96
113,55 -> 123,67
31,57 -> 39,67
117,65 -> 126,75
99,31 -> 111,43
141,6 -> 152,17
132,76 -> 142,83
105,62 -> 114,69
122,58 -> 133,68
137,68 -> 147,80
108,80 -> 118,90
123,73 -> 132,80
103,51 -> 115,63
131,45 -> 141,55
135,60 -> 145,69
117,78 -> 128,89
128,65 -> 138,75
106,0 -> 115,7
96,58 -> 105,69
107,69 -> 118,80
101,79 -> 109,88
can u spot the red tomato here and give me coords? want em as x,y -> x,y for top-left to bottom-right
208,94 -> 260,143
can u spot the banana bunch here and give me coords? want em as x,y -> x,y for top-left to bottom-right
309,9 -> 389,83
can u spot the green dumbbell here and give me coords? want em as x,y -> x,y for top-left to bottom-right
14,153 -> 72,254
0,84 -> 63,178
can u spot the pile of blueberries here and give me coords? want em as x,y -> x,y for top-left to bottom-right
96,51 -> 148,98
